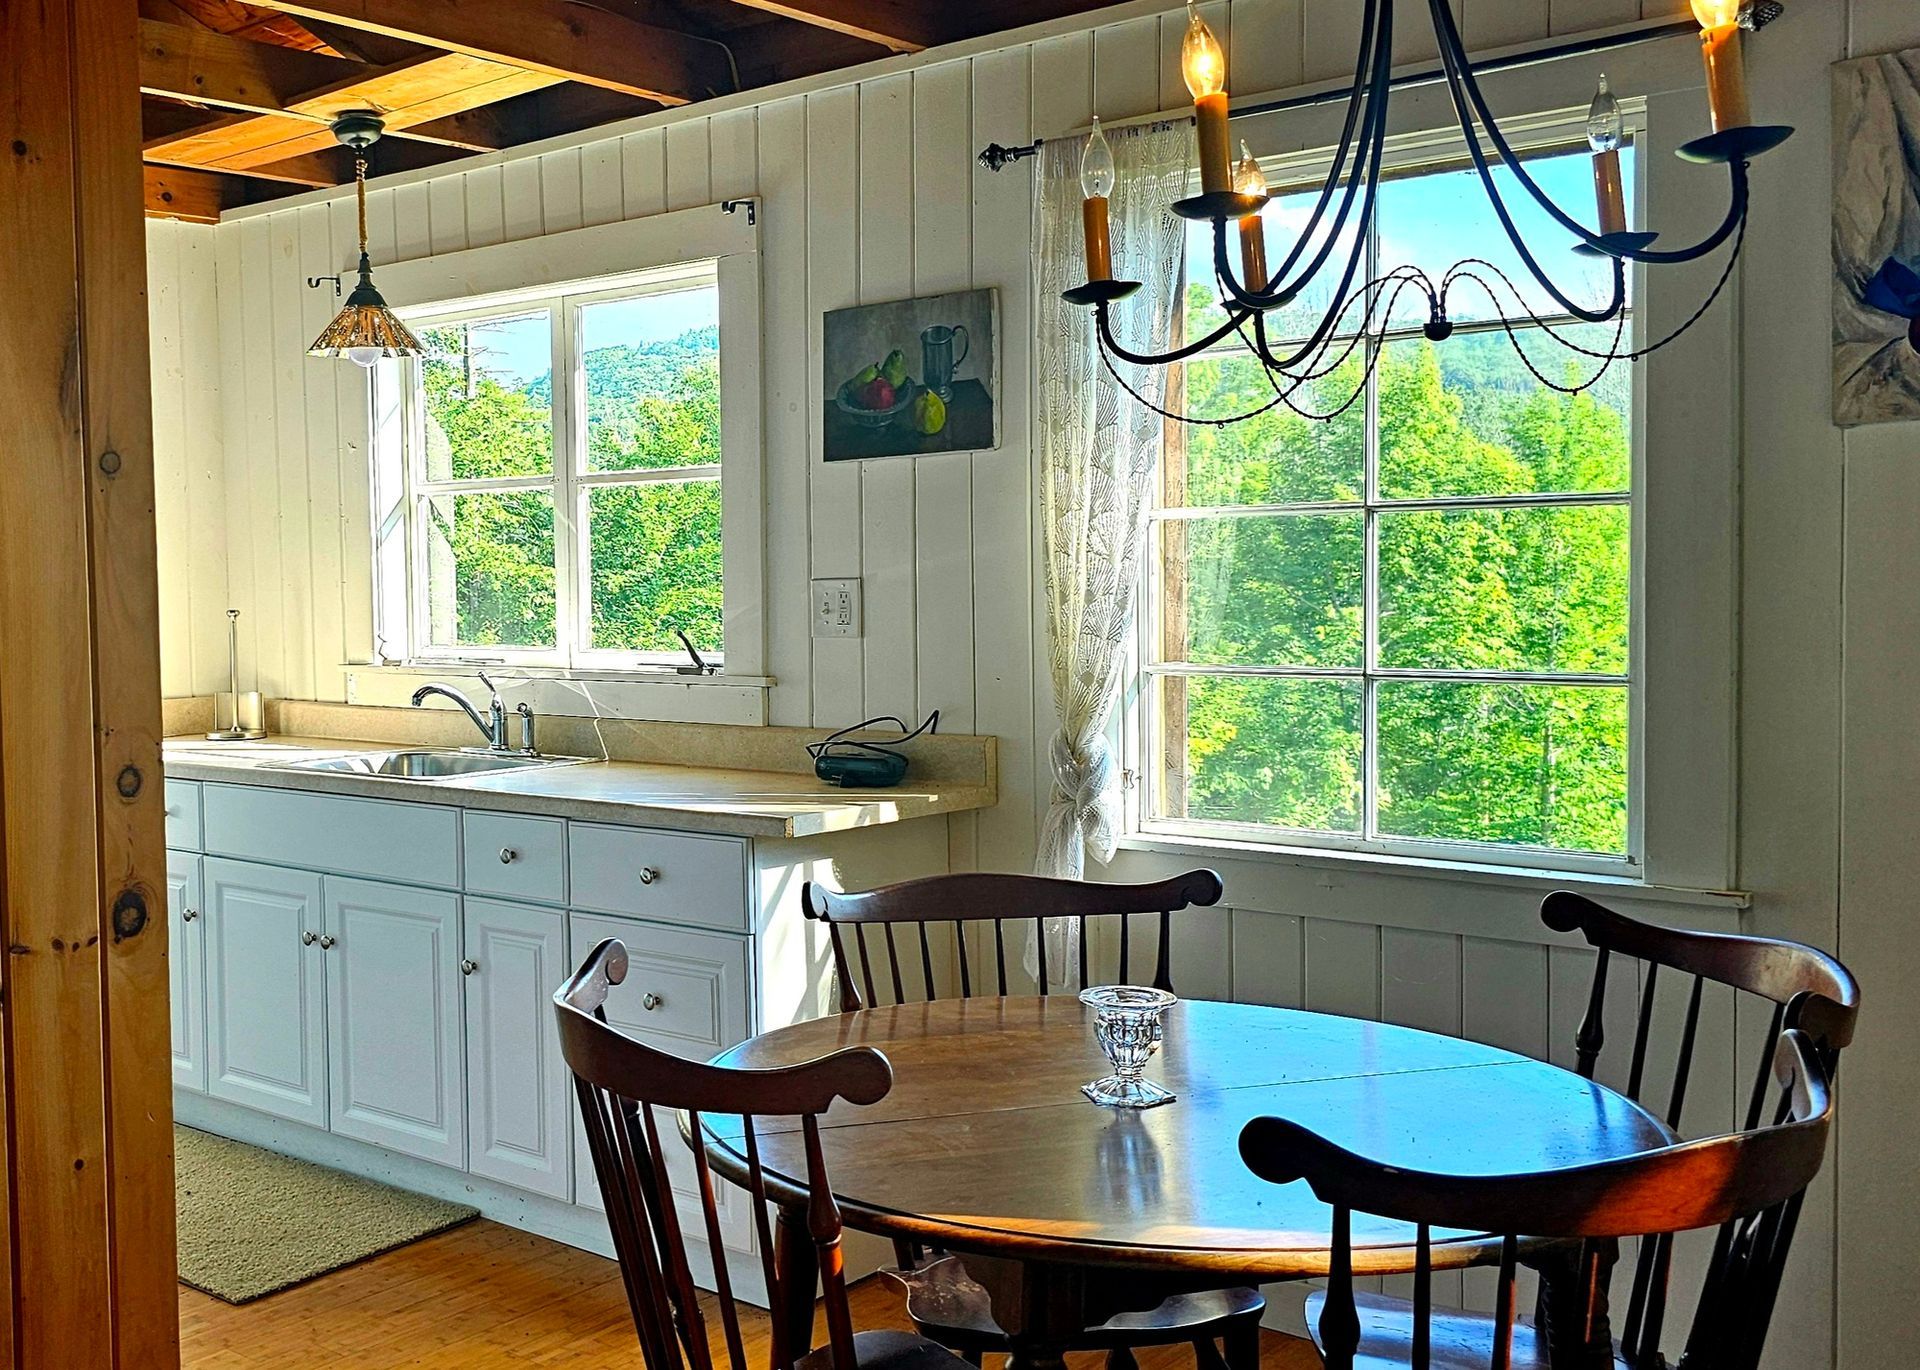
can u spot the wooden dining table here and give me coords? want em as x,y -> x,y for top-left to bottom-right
702,996 -> 1674,1368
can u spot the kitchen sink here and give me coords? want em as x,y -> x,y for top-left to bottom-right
278,750 -> 589,781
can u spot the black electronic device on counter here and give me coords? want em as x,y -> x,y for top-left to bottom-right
808,711 -> 940,788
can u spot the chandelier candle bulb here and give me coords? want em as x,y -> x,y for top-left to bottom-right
1587,76 -> 1627,237
1234,142 -> 1270,291
1081,116 -> 1116,282
1691,0 -> 1751,132
1182,3 -> 1232,193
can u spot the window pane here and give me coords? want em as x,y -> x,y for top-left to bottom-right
580,287 -> 722,473
419,312 -> 552,481
1184,186 -> 1364,346
1376,334 -> 1631,500
1165,675 -> 1362,833
1176,354 -> 1365,506
424,490 -> 555,648
1166,514 -> 1362,668
1376,682 -> 1627,853
586,481 -> 723,654
1377,145 -> 1637,329
1377,505 -> 1629,673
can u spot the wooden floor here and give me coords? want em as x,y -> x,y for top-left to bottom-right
178,1218 -> 1320,1369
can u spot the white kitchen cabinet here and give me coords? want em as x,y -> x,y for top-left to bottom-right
324,877 -> 466,1168
205,857 -> 328,1128
167,851 -> 206,1092
569,912 -> 753,1252
463,898 -> 570,1199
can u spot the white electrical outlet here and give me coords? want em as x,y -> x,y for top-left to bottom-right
811,578 -> 862,638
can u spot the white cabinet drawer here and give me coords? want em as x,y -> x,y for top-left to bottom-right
165,780 -> 203,852
203,783 -> 459,888
568,914 -> 751,1059
568,824 -> 748,931
464,812 -> 565,905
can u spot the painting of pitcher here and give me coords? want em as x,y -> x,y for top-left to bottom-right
823,288 -> 999,461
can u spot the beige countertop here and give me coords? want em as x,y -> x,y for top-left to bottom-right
163,735 -> 996,840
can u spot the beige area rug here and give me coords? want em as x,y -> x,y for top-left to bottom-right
175,1125 -> 479,1304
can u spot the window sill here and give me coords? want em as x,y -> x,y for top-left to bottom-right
357,661 -> 774,689
1115,829 -> 1749,913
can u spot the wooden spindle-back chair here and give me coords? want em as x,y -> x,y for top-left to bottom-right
1239,1029 -> 1837,1370
1539,892 -> 1859,1363
802,870 -> 1261,1370
555,938 -> 977,1370
801,869 -> 1224,1012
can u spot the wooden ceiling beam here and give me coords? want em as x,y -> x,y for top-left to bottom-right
707,0 -> 948,52
137,16 -> 367,115
144,163 -> 239,221
255,0 -> 734,104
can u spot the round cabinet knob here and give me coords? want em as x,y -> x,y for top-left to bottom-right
637,866 -> 659,886
499,848 -> 517,864
182,908 -> 199,922
461,958 -> 479,976
318,934 -> 337,950
301,930 -> 318,945
642,993 -> 663,1012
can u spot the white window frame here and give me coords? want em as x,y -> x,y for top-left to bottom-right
1132,106 -> 1653,879
367,205 -> 765,682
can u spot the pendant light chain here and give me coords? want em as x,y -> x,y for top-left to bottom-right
355,155 -> 369,256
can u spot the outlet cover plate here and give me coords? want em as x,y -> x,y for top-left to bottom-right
812,578 -> 862,638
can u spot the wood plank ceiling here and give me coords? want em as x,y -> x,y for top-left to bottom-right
140,0 -> 1131,221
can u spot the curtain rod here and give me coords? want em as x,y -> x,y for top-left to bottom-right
977,17 -> 1698,170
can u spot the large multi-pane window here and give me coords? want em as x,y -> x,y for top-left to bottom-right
395,262 -> 724,667
1145,134 -> 1639,867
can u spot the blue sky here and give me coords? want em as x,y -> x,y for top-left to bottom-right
1187,146 -> 1639,337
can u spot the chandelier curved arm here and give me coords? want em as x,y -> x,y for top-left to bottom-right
1242,269 -> 1433,375
1250,0 -> 1388,301
1093,301 -> 1256,368
1428,0 -> 1758,268
1211,0 -> 1394,315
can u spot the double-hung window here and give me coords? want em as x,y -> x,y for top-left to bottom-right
1142,121 -> 1641,870
390,261 -> 726,669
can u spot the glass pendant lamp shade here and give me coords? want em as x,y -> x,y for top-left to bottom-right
308,112 -> 423,367
310,252 -> 423,367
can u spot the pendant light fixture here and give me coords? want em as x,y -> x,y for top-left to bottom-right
308,110 -> 424,368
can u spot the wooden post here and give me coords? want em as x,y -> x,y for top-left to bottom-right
0,0 -> 182,1365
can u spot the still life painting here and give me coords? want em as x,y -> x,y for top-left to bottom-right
1833,46 -> 1920,426
823,288 -> 998,460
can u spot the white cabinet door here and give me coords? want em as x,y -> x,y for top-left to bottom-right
167,851 -> 207,1092
205,858 -> 327,1127
568,914 -> 753,1253
463,898 -> 570,1199
324,877 -> 466,1167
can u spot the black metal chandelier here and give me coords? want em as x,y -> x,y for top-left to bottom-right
1062,0 -> 1792,425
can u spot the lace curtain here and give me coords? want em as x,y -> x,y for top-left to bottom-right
1031,119 -> 1190,978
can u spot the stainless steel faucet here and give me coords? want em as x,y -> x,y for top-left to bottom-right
410,672 -> 531,753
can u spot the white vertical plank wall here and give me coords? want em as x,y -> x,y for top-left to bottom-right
139,0 -> 1920,1363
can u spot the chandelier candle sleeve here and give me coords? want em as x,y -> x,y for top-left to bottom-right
1587,76 -> 1627,237
1182,3 -> 1231,193
1081,117 -> 1116,282
1234,142 -> 1270,291
1691,0 -> 1751,132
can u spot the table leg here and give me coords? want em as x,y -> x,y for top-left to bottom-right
1532,1237 -> 1618,1368
774,1202 -> 820,1367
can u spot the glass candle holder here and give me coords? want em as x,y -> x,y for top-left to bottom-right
1079,985 -> 1178,1109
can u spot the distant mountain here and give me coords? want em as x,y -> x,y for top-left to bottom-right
525,325 -> 719,406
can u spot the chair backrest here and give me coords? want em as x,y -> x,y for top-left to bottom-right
1540,893 -> 1860,1125
1538,893 -> 1858,1365
1240,1030 -> 1835,1370
801,869 -> 1225,1011
555,938 -> 893,1370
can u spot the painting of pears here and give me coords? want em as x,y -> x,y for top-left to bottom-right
823,288 -> 998,461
